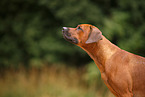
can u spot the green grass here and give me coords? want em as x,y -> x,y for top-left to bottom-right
0,65 -> 114,97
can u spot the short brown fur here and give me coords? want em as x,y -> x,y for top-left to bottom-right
62,24 -> 145,97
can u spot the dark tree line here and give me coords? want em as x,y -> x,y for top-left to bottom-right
0,0 -> 145,67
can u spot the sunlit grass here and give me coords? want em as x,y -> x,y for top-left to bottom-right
0,65 -> 114,97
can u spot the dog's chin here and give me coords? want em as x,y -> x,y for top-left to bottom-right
63,34 -> 78,44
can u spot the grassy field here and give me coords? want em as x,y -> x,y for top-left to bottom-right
0,65 -> 114,97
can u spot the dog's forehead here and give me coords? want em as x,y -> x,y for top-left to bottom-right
78,24 -> 91,27
77,24 -> 92,29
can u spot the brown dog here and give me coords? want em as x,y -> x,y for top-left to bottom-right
62,24 -> 145,97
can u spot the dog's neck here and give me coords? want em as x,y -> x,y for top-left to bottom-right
81,36 -> 120,73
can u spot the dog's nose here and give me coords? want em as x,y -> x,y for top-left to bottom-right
62,27 -> 69,32
62,27 -> 71,36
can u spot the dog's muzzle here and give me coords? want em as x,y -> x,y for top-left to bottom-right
62,27 -> 78,44
62,27 -> 71,36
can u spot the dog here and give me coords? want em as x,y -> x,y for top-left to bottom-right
62,24 -> 145,97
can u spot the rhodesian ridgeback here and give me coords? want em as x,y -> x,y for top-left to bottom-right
62,24 -> 145,97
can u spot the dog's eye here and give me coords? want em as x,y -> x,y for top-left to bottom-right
77,26 -> 82,30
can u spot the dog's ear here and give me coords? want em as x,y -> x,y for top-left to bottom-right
85,26 -> 102,44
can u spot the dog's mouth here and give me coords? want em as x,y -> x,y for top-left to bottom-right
62,28 -> 78,44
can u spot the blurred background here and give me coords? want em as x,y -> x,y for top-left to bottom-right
0,0 -> 145,97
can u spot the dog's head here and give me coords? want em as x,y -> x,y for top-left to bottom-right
62,24 -> 102,46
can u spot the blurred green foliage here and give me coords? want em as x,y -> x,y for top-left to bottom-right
0,0 -> 145,67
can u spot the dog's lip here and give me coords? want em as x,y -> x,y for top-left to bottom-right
63,33 -> 73,42
63,32 -> 78,44
63,32 -> 71,41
